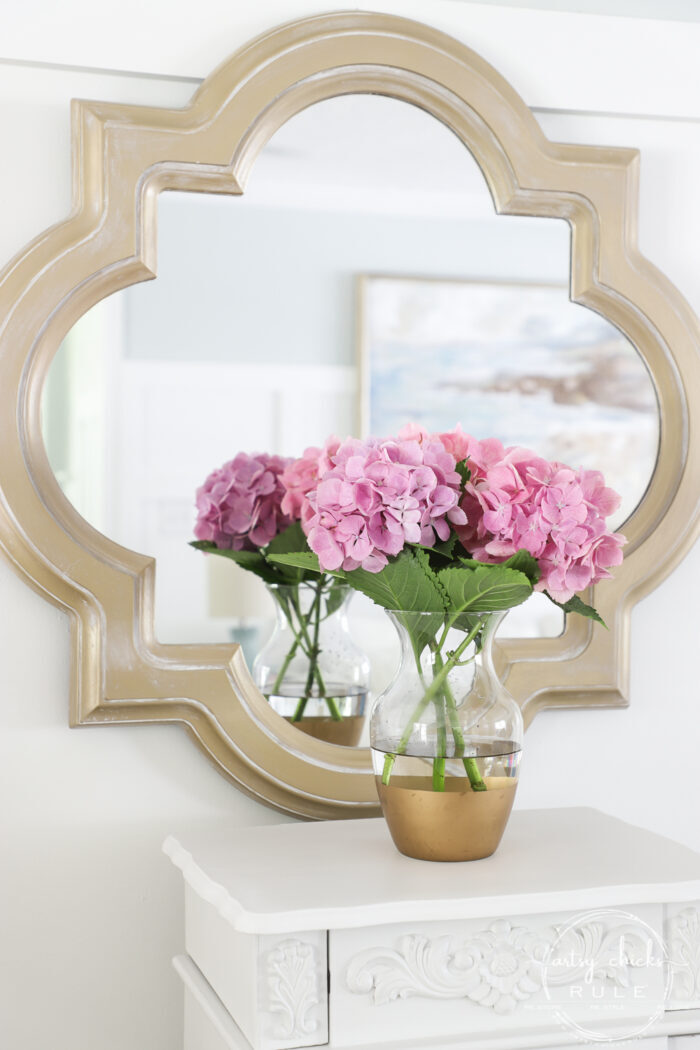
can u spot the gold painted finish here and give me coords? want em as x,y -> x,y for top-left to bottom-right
376,776 -> 518,862
0,13 -> 698,817
286,715 -> 365,747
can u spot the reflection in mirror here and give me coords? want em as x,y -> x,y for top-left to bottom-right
41,96 -> 659,742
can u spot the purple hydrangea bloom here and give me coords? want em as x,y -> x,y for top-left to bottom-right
194,451 -> 293,551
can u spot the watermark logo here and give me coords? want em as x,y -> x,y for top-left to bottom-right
538,908 -> 672,1043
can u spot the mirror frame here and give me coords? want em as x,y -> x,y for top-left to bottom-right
0,11 -> 698,818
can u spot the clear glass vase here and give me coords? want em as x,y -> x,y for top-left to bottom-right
253,579 -> 370,746
370,610 -> 522,862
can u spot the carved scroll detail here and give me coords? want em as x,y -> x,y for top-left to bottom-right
347,921 -> 546,1015
668,907 -> 700,1001
267,938 -> 321,1039
347,918 -> 655,1015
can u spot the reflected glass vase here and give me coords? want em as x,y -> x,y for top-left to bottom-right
370,610 -> 522,862
253,579 -> 370,746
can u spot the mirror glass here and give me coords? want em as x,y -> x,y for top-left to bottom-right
41,96 -> 659,741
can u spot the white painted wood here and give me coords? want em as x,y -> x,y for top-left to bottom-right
185,887 -> 261,1048
184,886 -> 328,1050
163,809 -> 700,935
175,955 -> 249,1050
332,905 -> 666,1045
2,3 -> 700,121
666,903 -> 700,1009
168,810 -> 700,1048
259,932 -> 328,1049
175,951 -> 697,1050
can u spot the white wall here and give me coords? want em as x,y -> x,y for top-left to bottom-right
1,5 -> 700,1050
0,61 -> 297,1050
448,0 -> 700,19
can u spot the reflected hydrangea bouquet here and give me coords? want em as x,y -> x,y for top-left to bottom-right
192,450 -> 294,553
191,424 -> 625,728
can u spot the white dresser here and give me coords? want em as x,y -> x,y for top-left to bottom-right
164,808 -> 700,1050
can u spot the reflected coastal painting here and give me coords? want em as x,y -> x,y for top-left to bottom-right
358,275 -> 659,530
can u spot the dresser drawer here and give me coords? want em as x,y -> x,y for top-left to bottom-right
329,906 -> 667,1048
175,950 -> 679,1050
183,884 -> 672,1050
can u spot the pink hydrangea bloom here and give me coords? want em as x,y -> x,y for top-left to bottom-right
454,437 -> 626,603
435,423 -> 471,463
300,433 -> 468,573
194,451 -> 293,551
280,446 -> 322,524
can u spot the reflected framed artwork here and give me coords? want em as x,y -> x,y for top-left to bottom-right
358,275 -> 659,529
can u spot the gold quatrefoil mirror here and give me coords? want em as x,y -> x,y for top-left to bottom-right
0,12 -> 699,818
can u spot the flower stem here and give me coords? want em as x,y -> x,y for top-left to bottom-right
292,585 -> 323,721
324,696 -> 343,720
442,683 -> 465,757
271,592 -> 303,695
287,579 -> 343,722
268,589 -> 310,716
438,664 -> 486,790
382,752 -> 396,784
310,580 -> 341,721
382,617 -> 485,787
291,693 -> 309,721
463,757 -> 487,791
271,638 -> 300,696
433,693 -> 447,792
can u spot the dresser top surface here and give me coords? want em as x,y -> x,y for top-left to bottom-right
163,807 -> 700,934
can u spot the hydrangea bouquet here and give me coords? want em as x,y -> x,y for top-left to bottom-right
190,450 -> 354,721
274,424 -> 624,610
191,425 -> 624,772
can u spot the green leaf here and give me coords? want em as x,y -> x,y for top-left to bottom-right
458,556 -> 484,570
502,549 -> 541,586
266,521 -> 308,556
323,577 -> 349,619
439,563 -> 534,614
190,540 -> 221,554
458,549 -> 541,586
547,592 -> 607,628
414,534 -> 458,561
394,609 -> 446,665
344,549 -> 446,613
261,523 -> 310,583
451,612 -> 484,634
455,458 -> 471,491
189,540 -> 281,584
267,551 -> 325,575
413,547 -> 449,608
393,549 -> 449,657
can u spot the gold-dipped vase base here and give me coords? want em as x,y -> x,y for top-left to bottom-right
376,774 -> 518,862
287,714 -> 365,747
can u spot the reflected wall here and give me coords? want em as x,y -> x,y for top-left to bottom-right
41,95 -> 659,707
